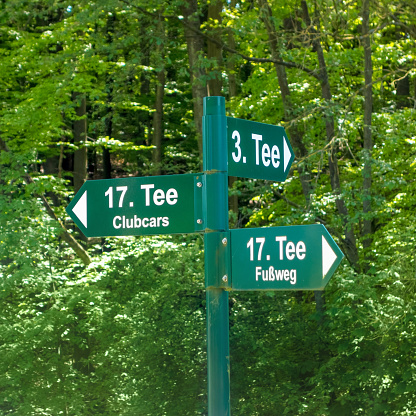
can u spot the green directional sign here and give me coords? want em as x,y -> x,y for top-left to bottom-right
230,224 -> 344,290
66,173 -> 204,237
227,117 -> 295,181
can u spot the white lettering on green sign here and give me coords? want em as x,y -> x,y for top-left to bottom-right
246,236 -> 306,261
105,184 -> 179,209
246,235 -> 306,287
255,266 -> 297,285
113,215 -> 169,229
103,182 -> 182,232
140,184 -> 178,206
252,133 -> 281,168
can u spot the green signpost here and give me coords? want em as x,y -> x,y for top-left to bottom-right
66,96 -> 344,416
202,97 -> 231,415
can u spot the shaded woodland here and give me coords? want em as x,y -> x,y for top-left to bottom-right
1,0 -> 416,414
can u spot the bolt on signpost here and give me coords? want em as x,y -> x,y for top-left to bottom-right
66,96 -> 344,416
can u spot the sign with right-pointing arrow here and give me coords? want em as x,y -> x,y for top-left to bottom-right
226,117 -> 295,181
229,224 -> 344,290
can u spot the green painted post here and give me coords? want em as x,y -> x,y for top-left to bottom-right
202,96 -> 231,416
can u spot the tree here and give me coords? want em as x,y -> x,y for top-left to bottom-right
181,0 -> 207,160
1,0 -> 416,414
152,13 -> 166,174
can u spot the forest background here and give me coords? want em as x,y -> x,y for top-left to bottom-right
1,0 -> 416,415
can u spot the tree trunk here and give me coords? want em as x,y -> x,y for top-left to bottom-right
103,13 -> 115,180
103,126 -> 112,179
138,25 -> 152,150
152,71 -> 165,174
362,0 -> 373,255
258,0 -> 314,311
258,0 -> 312,202
207,0 -> 223,97
182,0 -> 207,161
43,154 -> 61,206
226,0 -> 238,99
226,0 -> 239,226
152,17 -> 166,175
72,92 -> 87,193
396,73 -> 410,109
301,0 -> 360,271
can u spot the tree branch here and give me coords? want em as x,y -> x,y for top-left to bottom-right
389,13 -> 416,38
0,138 -> 91,266
24,174 -> 92,266
118,0 -> 322,81
272,188 -> 347,252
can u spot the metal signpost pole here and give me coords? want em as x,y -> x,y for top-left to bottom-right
202,96 -> 231,416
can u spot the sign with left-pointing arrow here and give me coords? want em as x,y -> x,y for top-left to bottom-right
229,224 -> 344,290
66,174 -> 204,237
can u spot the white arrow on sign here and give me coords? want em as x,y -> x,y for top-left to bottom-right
283,137 -> 291,172
322,235 -> 338,278
72,190 -> 88,228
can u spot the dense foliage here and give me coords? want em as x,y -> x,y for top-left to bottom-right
1,0 -> 416,414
